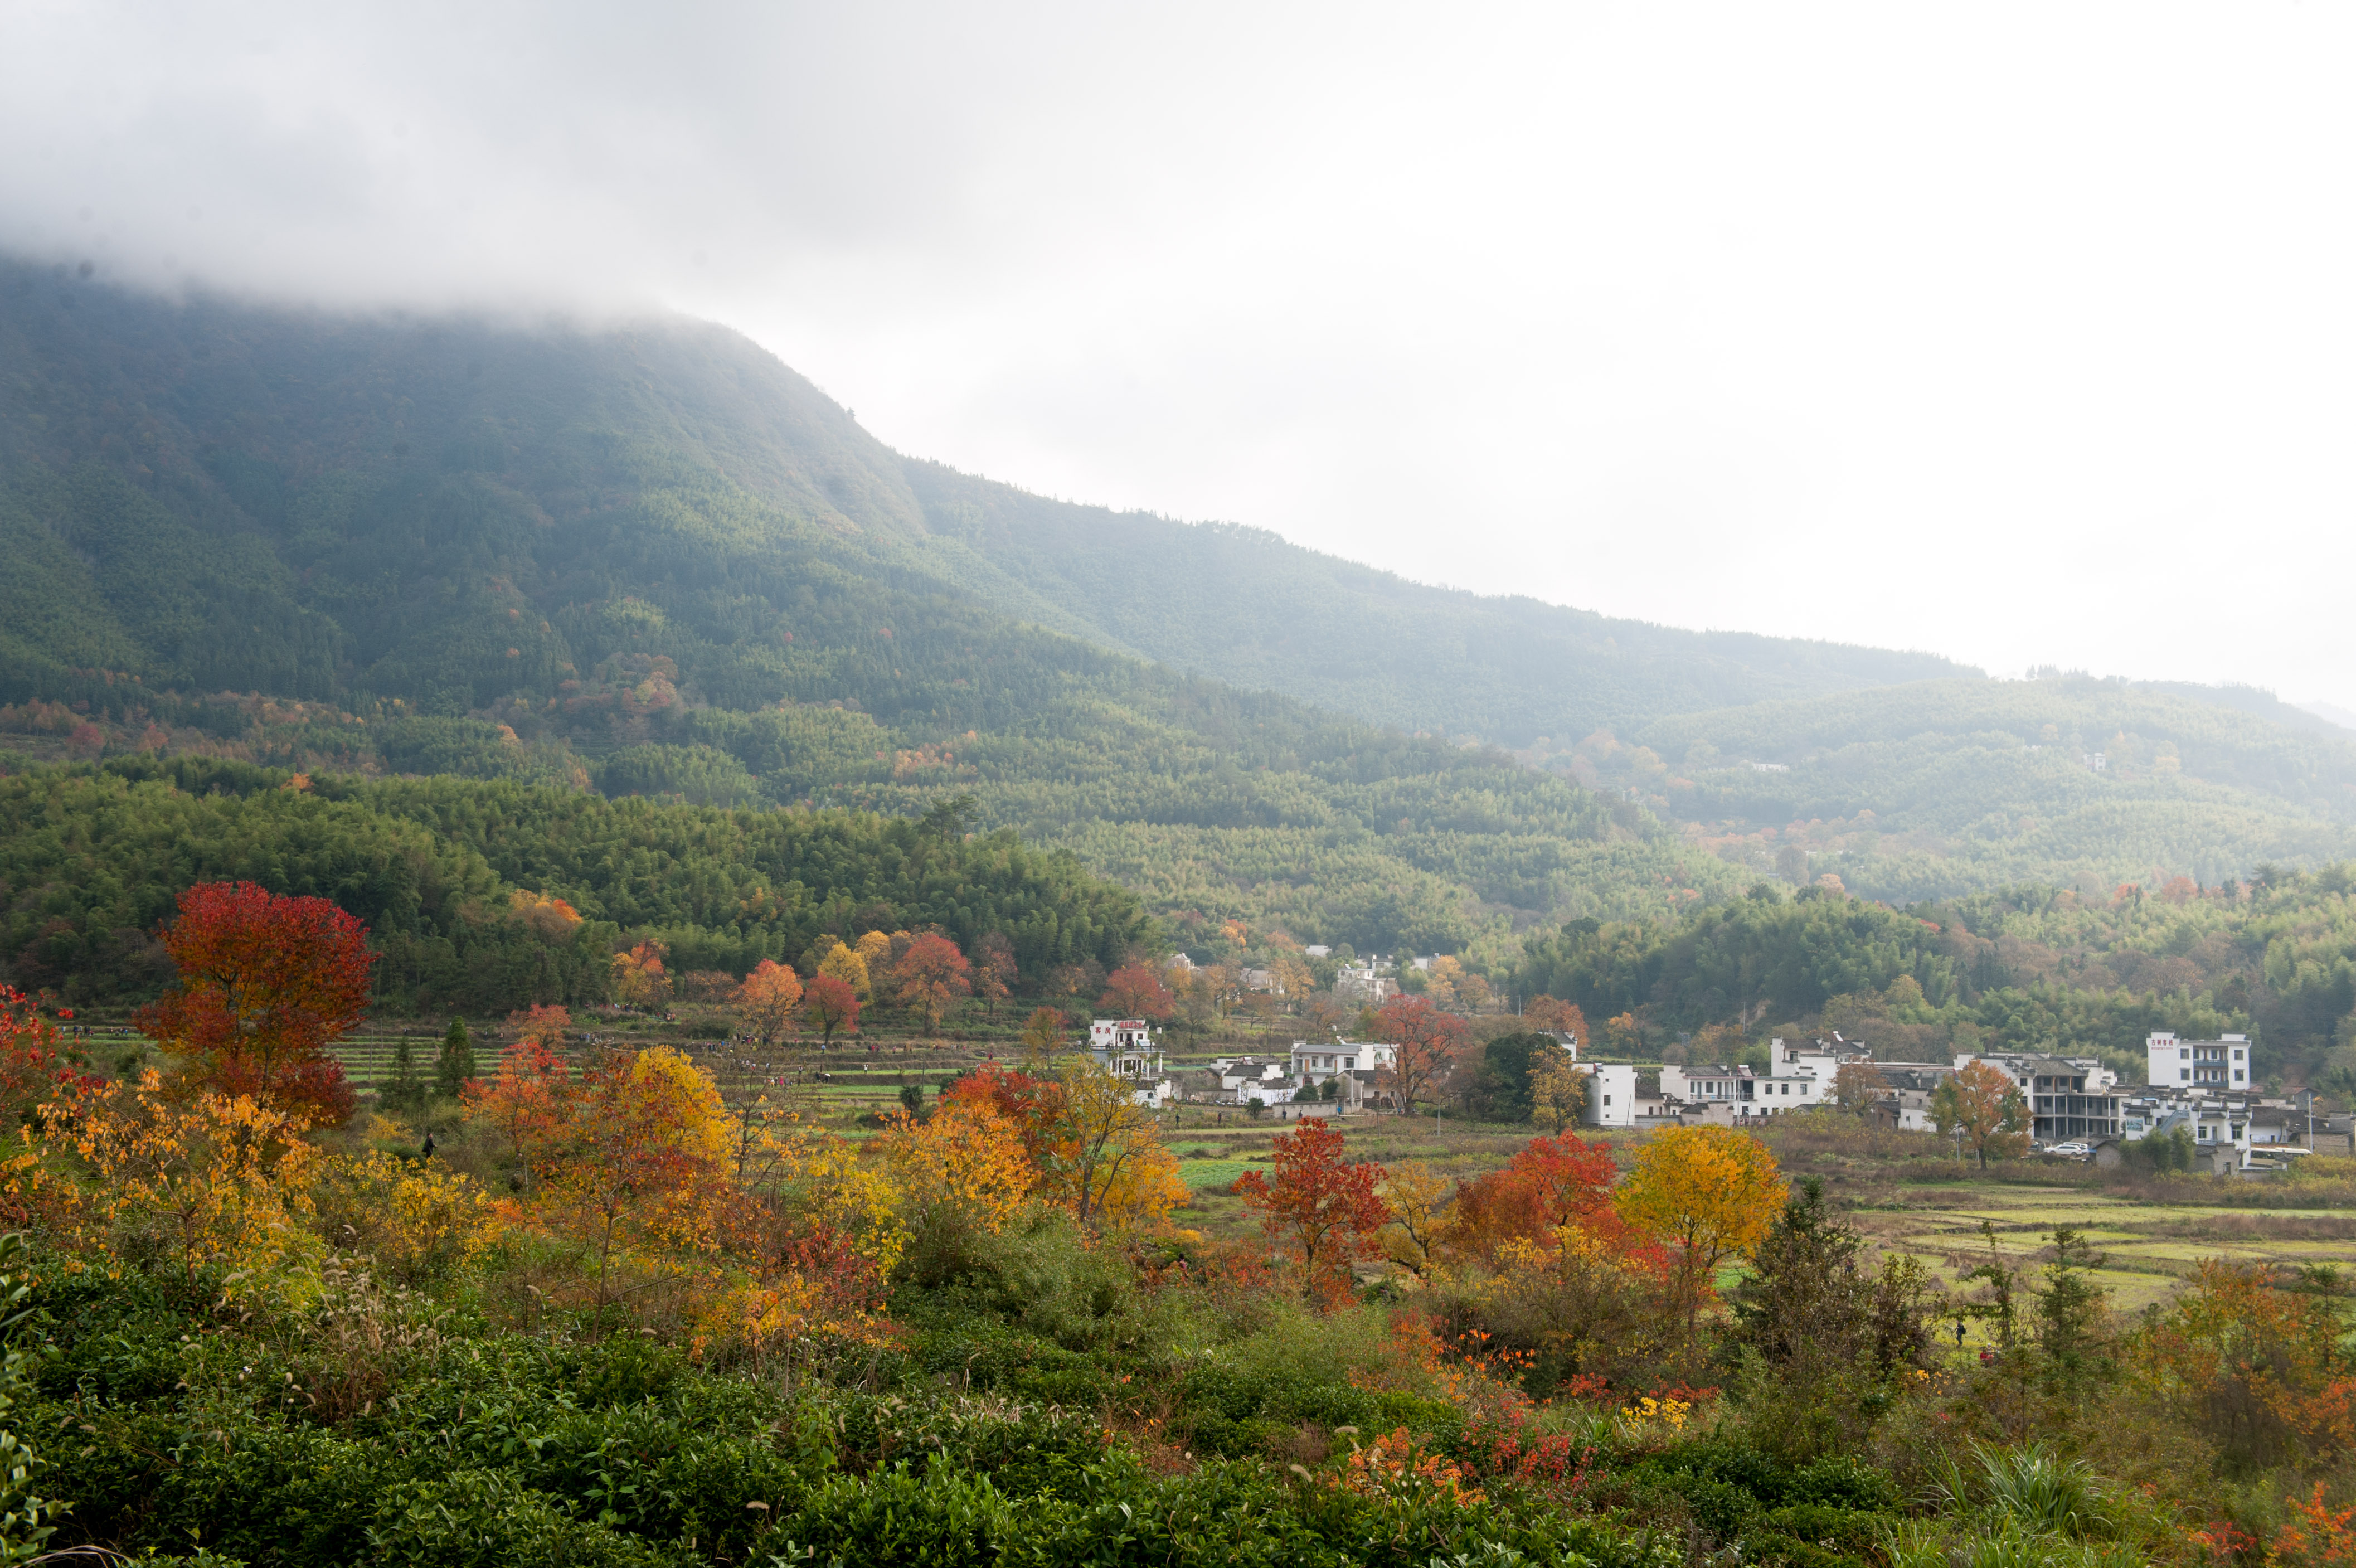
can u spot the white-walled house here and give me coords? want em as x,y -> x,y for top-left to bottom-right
1660,1065 -> 1743,1105
1291,1038 -> 1385,1084
1334,964 -> 1398,1006
1209,1056 -> 1290,1103
2146,1031 -> 2251,1091
1580,1062 -> 1639,1127
1659,1060 -> 1826,1118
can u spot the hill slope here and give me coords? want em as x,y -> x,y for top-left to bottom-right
0,260 -> 1744,959
892,462 -> 1976,744
5,258 -> 2348,945
1612,678 -> 2356,902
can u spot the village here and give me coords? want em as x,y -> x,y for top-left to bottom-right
1082,1008 -> 2342,1174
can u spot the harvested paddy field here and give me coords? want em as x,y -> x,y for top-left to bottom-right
1843,1184 -> 2356,1317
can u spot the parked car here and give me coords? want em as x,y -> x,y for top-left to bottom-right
2044,1140 -> 2092,1158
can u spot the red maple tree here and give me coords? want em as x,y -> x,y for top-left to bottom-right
1373,996 -> 1468,1116
1098,962 -> 1175,1021
135,881 -> 373,1126
803,972 -> 861,1046
0,986 -> 101,1119
1235,1117 -> 1388,1303
1449,1131 -> 1622,1261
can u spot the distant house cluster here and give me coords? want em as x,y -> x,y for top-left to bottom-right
1082,1011 -> 2328,1170
1782,1028 -> 2323,1172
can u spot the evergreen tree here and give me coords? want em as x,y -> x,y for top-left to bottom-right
436,1018 -> 477,1100
2033,1226 -> 2110,1387
383,1035 -> 426,1116
1727,1177 -> 1936,1460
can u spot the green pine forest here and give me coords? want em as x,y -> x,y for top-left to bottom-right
5,255 -> 2356,1074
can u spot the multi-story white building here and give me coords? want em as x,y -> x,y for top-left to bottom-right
1334,963 -> 1398,1007
1290,1037 -> 1391,1085
1660,1055 -> 1829,1118
1955,1051 -> 2123,1142
2146,1031 -> 2251,1091
1090,1019 -> 1160,1076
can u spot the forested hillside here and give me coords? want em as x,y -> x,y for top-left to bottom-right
1516,863 -> 2356,1084
894,462 -> 1973,742
0,259 -> 1738,963
1590,678 -> 2356,903
0,756 -> 1149,1011
6,256 -> 2348,962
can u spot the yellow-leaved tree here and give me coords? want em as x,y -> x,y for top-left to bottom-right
1018,1007 -> 1069,1070
317,1149 -> 502,1285
59,1073 -> 323,1300
535,1046 -> 735,1329
1040,1063 -> 1185,1230
1376,1161 -> 1455,1280
817,940 -> 872,1001
1529,1048 -> 1587,1134
879,1100 -> 1031,1279
1615,1124 -> 1784,1340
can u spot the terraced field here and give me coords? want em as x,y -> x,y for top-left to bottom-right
1853,1185 -> 2356,1318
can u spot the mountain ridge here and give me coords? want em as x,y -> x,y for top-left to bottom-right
3,257 -> 2348,939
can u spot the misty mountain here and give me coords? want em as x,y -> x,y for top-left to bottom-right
3,257 -> 2347,932
0,258 -> 1739,957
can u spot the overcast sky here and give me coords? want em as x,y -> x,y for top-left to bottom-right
6,2 -> 2352,710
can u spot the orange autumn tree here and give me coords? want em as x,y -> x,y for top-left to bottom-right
1236,1117 -> 1388,1302
509,889 -> 584,943
942,1063 -> 1184,1230
508,1002 -> 571,1047
463,1026 -> 575,1192
1931,1060 -> 2030,1168
735,960 -> 803,1051
1450,1131 -> 1622,1263
1522,996 -> 1589,1046
535,1047 -> 735,1328
1099,963 -> 1175,1021
894,934 -> 971,1034
1374,996 -> 1468,1115
135,880 -> 373,1127
878,1098 -> 1033,1269
2133,1259 -> 2356,1466
943,1065 -> 1067,1175
610,940 -> 672,1010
